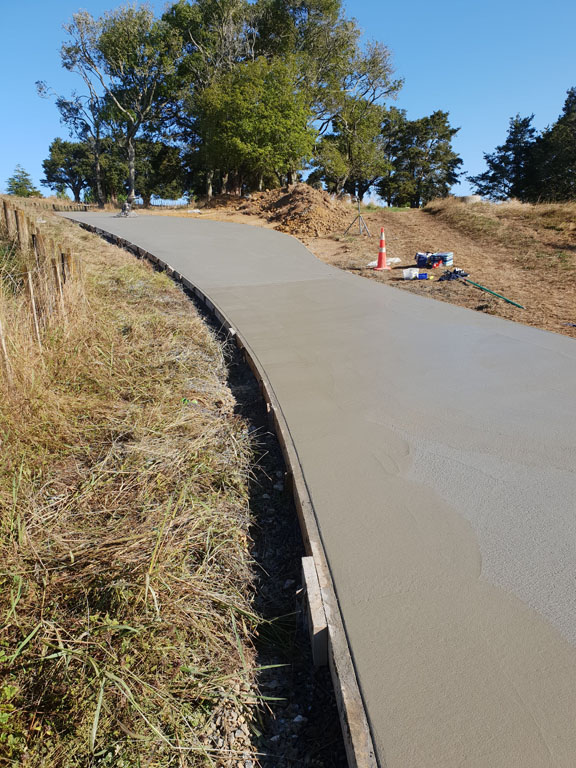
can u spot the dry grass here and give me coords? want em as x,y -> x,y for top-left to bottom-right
425,197 -> 576,257
0,205 -> 259,766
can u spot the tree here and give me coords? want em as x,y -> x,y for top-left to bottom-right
37,79 -> 109,208
134,139 -> 186,206
165,0 -> 395,193
376,106 -> 408,206
254,0 -> 360,117
317,42 -> 401,135
165,0 -> 256,89
302,36 -> 402,199
195,57 -> 316,194
61,7 -> 183,204
41,138 -> 93,201
527,87 -> 576,201
467,115 -> 538,201
311,101 -> 389,199
377,110 -> 462,207
5,166 -> 41,197
41,0 -> 411,201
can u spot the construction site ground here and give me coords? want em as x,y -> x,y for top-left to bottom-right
141,187 -> 576,340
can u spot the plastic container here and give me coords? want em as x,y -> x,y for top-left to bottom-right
403,268 -> 419,280
418,272 -> 428,280
418,251 -> 454,267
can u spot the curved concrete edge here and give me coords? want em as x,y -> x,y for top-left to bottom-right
72,220 -> 378,768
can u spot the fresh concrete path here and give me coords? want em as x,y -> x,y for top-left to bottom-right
66,213 -> 576,767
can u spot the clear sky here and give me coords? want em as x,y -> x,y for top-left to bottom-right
1,0 -> 574,197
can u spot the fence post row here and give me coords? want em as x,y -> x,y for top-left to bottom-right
0,197 -> 81,358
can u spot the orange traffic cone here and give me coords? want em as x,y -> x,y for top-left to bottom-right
373,228 -> 390,270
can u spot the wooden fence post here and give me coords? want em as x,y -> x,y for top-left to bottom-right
0,305 -> 12,382
51,257 -> 67,317
31,231 -> 42,268
3,201 -> 16,238
15,209 -> 30,250
64,250 -> 74,278
24,270 -> 42,348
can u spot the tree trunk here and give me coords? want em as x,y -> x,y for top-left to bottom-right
73,187 -> 81,203
127,138 -> 136,204
93,139 -> 105,209
206,169 -> 213,200
221,171 -> 229,193
336,174 -> 349,196
230,171 -> 242,196
359,181 -> 371,201
142,193 -> 152,208
287,169 -> 296,186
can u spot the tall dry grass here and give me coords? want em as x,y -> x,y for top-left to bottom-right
0,205 -> 258,766
425,197 -> 576,257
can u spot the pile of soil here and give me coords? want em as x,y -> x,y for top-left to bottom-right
236,183 -> 352,237
202,194 -> 244,210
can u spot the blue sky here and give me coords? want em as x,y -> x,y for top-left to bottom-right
1,0 -> 574,197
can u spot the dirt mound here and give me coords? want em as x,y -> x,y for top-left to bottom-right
202,194 -> 244,210
236,183 -> 352,237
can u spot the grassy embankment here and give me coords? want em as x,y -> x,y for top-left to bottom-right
0,202 -> 259,766
425,197 -> 576,267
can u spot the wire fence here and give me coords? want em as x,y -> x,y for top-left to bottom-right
0,197 -> 82,378
22,198 -> 95,213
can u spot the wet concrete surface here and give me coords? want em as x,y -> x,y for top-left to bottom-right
64,213 -> 576,768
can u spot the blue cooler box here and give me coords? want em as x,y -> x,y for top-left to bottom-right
436,251 -> 454,266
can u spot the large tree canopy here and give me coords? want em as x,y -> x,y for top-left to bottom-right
61,6 -> 184,202
195,57 -> 317,192
467,115 -> 537,201
310,101 -> 389,199
529,88 -> 576,202
37,0 -> 470,205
